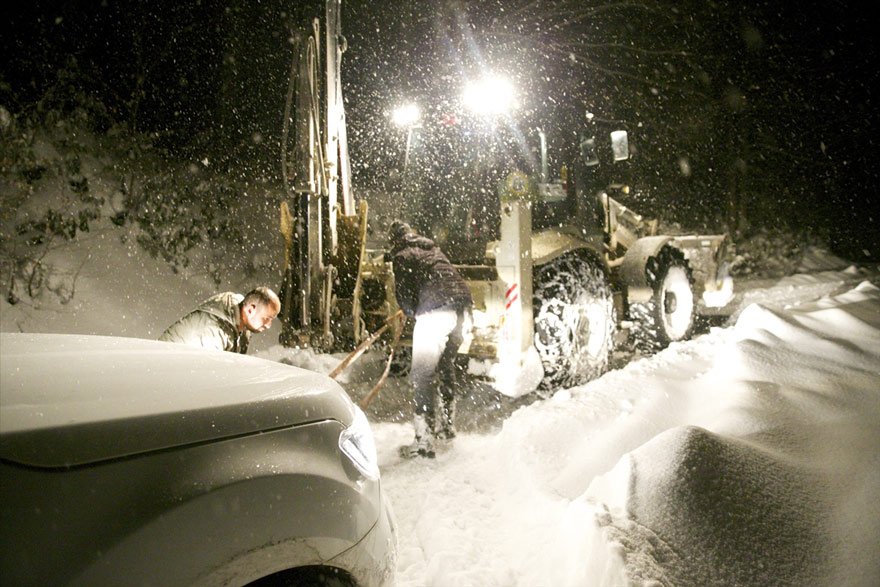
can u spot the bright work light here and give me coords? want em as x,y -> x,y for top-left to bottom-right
462,76 -> 516,116
392,103 -> 421,127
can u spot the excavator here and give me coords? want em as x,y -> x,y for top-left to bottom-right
278,0 -> 734,396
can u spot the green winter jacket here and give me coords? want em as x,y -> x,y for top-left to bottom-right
159,292 -> 250,354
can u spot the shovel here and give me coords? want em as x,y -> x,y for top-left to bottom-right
328,310 -> 405,408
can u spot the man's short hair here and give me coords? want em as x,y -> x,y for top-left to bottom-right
242,286 -> 280,308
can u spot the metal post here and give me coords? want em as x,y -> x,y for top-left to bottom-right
496,174 -> 534,356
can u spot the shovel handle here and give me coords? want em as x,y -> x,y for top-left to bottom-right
359,317 -> 405,409
328,310 -> 404,380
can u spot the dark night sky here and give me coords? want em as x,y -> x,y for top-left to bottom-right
1,0 -> 878,256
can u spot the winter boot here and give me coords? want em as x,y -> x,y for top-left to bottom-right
436,395 -> 457,441
399,414 -> 436,459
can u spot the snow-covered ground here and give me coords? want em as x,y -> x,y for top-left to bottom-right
2,219 -> 879,586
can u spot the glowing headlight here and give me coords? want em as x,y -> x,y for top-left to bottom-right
339,405 -> 380,480
463,76 -> 516,116
392,103 -> 421,127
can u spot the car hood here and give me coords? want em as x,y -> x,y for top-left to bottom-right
0,333 -> 355,468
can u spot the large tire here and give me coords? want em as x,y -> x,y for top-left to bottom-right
533,253 -> 616,391
630,246 -> 695,351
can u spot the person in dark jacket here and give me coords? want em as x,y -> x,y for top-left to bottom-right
159,287 -> 281,354
388,220 -> 473,458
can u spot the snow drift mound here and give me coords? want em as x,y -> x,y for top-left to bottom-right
585,282 -> 880,587
598,425 -> 827,586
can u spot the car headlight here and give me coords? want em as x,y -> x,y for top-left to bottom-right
339,405 -> 380,480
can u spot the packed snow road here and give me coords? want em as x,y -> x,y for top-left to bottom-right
270,263 -> 880,587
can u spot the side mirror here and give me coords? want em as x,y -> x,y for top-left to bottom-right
611,130 -> 629,161
580,137 -> 599,167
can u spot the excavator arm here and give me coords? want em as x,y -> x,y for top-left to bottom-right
278,0 -> 367,349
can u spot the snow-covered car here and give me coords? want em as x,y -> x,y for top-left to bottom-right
0,333 -> 397,587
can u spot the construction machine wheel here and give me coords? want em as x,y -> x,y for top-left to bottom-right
630,246 -> 695,351
533,253 -> 616,392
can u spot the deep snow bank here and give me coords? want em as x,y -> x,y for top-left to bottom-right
586,281 -> 880,586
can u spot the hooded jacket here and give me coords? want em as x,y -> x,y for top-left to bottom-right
159,292 -> 250,354
390,232 -> 473,317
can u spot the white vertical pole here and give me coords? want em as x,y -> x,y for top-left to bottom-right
496,193 -> 534,357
